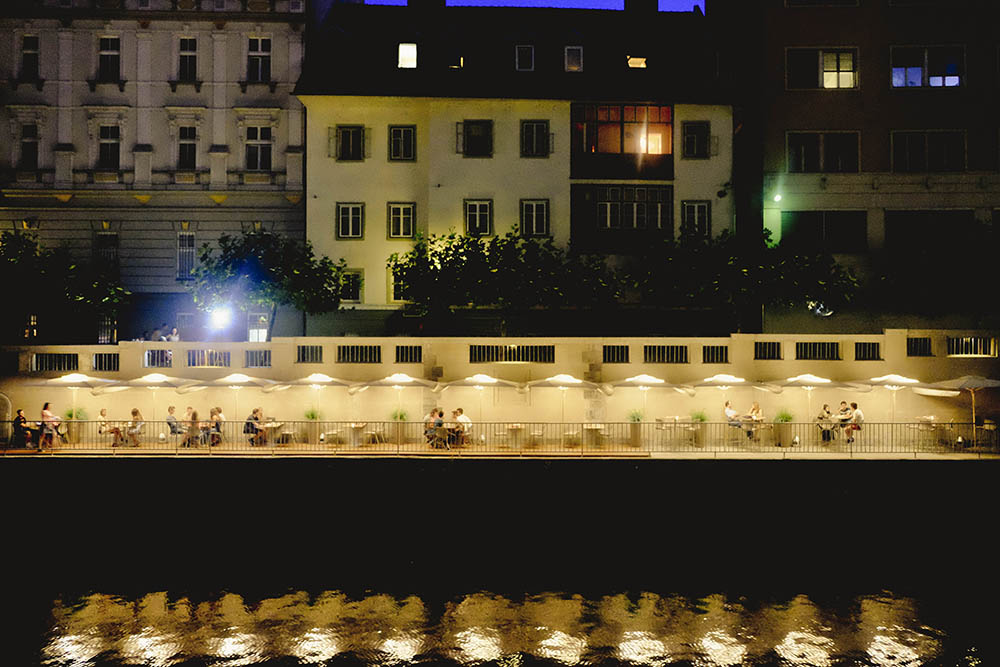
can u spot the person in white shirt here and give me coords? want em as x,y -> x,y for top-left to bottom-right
723,401 -> 739,424
848,402 -> 864,444
455,407 -> 473,444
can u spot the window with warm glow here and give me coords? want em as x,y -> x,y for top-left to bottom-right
627,56 -> 647,69
572,104 -> 672,156
398,43 -> 417,69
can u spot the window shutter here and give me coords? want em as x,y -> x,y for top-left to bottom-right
549,132 -> 555,154
328,127 -> 337,158
455,121 -> 464,154
710,135 -> 719,157
364,127 -> 372,158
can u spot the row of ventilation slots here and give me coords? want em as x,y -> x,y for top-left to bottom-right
25,336 -> 998,373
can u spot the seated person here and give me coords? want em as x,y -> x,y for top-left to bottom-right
455,408 -> 473,445
447,410 -> 464,446
181,410 -> 201,448
11,409 -> 30,448
165,405 -> 185,436
244,407 -> 267,446
126,408 -> 145,446
424,408 -> 443,443
723,401 -> 741,426
815,404 -> 835,442
99,408 -> 125,446
744,402 -> 763,439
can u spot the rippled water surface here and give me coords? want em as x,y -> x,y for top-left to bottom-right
4,459 -> 998,666
38,589 -> 975,666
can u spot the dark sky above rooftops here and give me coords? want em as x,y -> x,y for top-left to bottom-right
367,1 -> 706,10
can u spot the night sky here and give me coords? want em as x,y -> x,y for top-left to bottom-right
368,1 -> 706,11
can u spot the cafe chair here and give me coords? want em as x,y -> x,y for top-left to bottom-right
430,426 -> 450,450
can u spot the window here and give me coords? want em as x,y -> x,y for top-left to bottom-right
644,345 -> 688,364
387,203 -> 415,238
682,121 -> 710,159
596,186 -> 672,231
245,349 -> 271,367
177,232 -> 196,280
21,35 -> 39,81
93,352 -> 119,371
795,342 -> 841,360
335,125 -> 365,161
572,104 -> 673,155
178,126 -> 197,170
33,353 -> 79,372
388,125 -> 415,161
786,48 -> 858,89
247,313 -> 268,342
341,271 -> 362,302
94,232 -> 119,266
906,337 -> 933,357
516,45 -> 534,71
891,46 -> 963,87
520,200 -> 549,237
245,125 -> 272,171
391,273 -> 406,302
470,345 -> 555,363
947,336 -> 996,358
19,124 -> 38,170
98,37 -> 120,82
521,120 -> 550,158
188,350 -> 231,368
337,203 -> 364,238
565,46 -> 583,72
464,200 -> 492,236
179,38 -> 197,81
754,342 -> 782,360
780,211 -> 868,252
787,132 -> 859,172
892,131 -> 964,172
338,345 -> 382,364
603,345 -> 630,364
98,125 -> 120,170
457,120 -> 493,157
855,342 -> 881,361
397,42 -> 417,69
247,37 -> 271,83
396,345 -> 422,364
680,201 -> 711,237
627,56 -> 647,69
96,317 -> 117,345
702,345 -> 729,364
297,345 -> 323,363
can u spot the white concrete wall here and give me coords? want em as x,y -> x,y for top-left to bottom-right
674,104 -> 734,236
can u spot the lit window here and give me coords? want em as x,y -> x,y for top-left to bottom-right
565,46 -> 583,72
786,48 -> 858,89
398,43 -> 417,69
572,104 -> 672,156
627,56 -> 647,69
891,46 -> 963,88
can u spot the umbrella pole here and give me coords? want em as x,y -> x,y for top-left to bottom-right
971,389 -> 977,446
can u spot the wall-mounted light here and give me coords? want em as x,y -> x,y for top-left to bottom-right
773,194 -> 782,202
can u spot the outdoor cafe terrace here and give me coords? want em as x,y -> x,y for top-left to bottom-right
1,332 -> 998,458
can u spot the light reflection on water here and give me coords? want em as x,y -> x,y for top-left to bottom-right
38,590 -> 958,666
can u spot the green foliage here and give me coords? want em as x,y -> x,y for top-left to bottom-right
0,231 -> 129,342
64,407 -> 87,420
387,228 -> 618,314
188,230 -> 348,339
690,410 -> 708,423
628,409 -> 644,423
774,409 -> 794,423
391,408 -> 408,421
304,409 -> 320,420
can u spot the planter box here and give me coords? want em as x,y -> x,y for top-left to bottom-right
774,423 -> 794,447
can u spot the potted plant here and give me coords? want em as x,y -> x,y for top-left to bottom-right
63,407 -> 86,444
690,410 -> 708,446
628,409 -> 644,447
305,408 -> 321,445
391,408 -> 408,445
773,409 -> 794,447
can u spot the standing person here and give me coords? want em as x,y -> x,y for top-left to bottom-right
456,407 -> 473,445
40,402 -> 60,450
848,402 -> 864,444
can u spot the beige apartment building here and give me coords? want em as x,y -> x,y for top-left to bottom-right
0,0 -> 307,342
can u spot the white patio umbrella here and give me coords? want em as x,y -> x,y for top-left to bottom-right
438,374 -> 524,421
925,375 -> 1000,444
29,372 -> 119,418
178,372 -> 276,420
607,374 -> 695,415
525,374 -> 605,423
849,375 -> 958,422
349,373 -> 437,417
265,373 -> 354,418
776,374 -> 868,419
94,373 -> 200,422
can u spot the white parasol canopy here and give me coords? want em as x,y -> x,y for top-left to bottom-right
28,373 -> 120,418
607,374 -> 695,416
849,375 -> 959,422
525,374 -> 607,424
924,375 -> 1000,444
436,374 -> 524,421
177,373 -> 277,419
776,374 -> 870,418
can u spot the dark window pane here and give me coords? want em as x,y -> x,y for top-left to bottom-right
787,48 -> 819,88
788,133 -> 820,172
824,133 -> 859,172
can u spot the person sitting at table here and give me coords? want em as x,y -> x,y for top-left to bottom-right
424,408 -> 443,443
447,409 -> 464,447
181,410 -> 201,448
244,407 -> 266,446
11,409 -> 31,448
816,404 -> 835,442
126,408 -> 145,447
98,407 -> 125,446
744,401 -> 763,439
723,401 -> 741,427
165,405 -> 184,436
456,407 -> 473,445
847,401 -> 863,444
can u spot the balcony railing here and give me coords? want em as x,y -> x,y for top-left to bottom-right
4,421 -> 996,457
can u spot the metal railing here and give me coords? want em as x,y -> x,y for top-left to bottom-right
2,420 -> 997,457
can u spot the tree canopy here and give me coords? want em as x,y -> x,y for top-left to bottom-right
0,231 -> 130,343
187,230 -> 348,339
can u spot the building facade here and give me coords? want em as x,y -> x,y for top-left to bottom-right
0,0 -> 307,343
297,1 -> 733,334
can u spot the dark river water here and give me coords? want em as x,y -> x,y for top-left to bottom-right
3,459 -> 998,666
